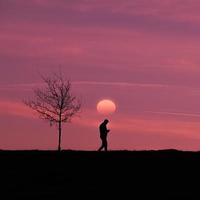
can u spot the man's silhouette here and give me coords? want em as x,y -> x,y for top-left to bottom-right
98,119 -> 110,151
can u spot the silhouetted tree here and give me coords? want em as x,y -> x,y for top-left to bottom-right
25,73 -> 81,151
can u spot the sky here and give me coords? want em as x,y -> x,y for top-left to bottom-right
1,0 -> 200,150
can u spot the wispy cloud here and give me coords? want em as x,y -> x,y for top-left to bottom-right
69,108 -> 200,140
2,80 -> 200,95
0,100 -> 35,118
1,80 -> 198,91
73,81 -> 169,88
150,111 -> 200,118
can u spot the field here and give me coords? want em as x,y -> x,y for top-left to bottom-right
1,150 -> 200,199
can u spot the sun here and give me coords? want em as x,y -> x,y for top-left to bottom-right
97,99 -> 116,115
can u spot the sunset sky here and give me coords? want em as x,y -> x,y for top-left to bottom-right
1,0 -> 200,150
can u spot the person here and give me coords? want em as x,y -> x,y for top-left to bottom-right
98,119 -> 110,151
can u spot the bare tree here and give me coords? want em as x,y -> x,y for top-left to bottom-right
24,73 -> 81,151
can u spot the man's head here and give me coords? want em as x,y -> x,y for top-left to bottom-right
104,119 -> 109,124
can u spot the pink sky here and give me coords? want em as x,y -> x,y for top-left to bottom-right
1,0 -> 200,150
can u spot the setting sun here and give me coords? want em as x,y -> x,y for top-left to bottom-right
97,99 -> 116,115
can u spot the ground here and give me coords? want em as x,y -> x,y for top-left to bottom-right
1,150 -> 200,199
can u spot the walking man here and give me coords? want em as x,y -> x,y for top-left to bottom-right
98,119 -> 110,151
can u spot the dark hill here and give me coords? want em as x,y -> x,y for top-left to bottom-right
1,150 -> 200,199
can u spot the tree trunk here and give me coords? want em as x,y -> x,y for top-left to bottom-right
58,120 -> 62,151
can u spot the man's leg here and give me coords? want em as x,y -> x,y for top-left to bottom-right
102,138 -> 107,151
98,139 -> 104,151
104,139 -> 108,151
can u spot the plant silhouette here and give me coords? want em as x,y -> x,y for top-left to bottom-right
24,72 -> 81,151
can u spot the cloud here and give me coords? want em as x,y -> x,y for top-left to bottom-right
0,80 -> 189,91
19,0 -> 200,24
150,111 -> 200,118
2,0 -> 200,34
68,107 -> 200,141
73,81 -> 170,88
0,100 -> 35,118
